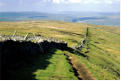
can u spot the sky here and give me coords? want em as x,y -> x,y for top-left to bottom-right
0,0 -> 120,13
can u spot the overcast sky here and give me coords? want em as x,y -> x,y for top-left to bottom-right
0,0 -> 120,13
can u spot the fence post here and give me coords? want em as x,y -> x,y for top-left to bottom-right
12,30 -> 16,37
33,33 -> 36,39
24,33 -> 28,40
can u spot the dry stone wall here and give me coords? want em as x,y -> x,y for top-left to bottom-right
0,34 -> 68,79
75,27 -> 88,50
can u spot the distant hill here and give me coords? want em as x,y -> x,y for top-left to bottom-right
0,12 -> 120,26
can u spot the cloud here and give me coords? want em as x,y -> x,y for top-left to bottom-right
0,2 -> 4,6
19,0 -> 24,5
51,0 -> 119,4
52,0 -> 81,4
83,0 -> 101,4
67,0 -> 81,3
104,0 -> 113,4
81,0 -> 114,4
52,0 -> 61,4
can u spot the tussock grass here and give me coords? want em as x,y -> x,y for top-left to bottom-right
0,21 -> 86,47
0,21 -> 120,80
79,25 -> 120,80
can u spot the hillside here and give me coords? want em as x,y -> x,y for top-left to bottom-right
0,21 -> 120,80
0,12 -> 120,26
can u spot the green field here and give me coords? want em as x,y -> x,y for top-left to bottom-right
6,49 -> 77,80
80,25 -> 120,80
34,50 -> 78,80
0,21 -> 120,80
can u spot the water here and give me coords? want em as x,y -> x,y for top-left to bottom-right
0,12 -> 120,26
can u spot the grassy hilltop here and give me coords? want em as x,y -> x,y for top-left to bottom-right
0,21 -> 120,80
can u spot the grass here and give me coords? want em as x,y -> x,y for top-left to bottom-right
0,21 -> 86,47
0,20 -> 120,80
64,51 -> 96,80
76,25 -> 120,80
5,49 -> 77,80
34,49 -> 78,80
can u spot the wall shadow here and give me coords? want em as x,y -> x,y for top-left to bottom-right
65,47 -> 88,58
0,39 -> 87,80
0,40 -> 58,80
